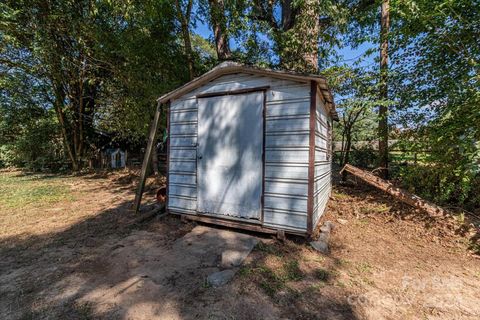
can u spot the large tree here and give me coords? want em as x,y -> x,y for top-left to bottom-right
250,0 -> 348,71
175,0 -> 195,79
1,0 -> 104,170
1,0 -> 187,170
378,0 -> 390,178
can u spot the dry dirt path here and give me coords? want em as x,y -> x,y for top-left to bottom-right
0,171 -> 479,319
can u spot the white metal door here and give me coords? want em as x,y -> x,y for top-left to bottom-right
197,92 -> 264,219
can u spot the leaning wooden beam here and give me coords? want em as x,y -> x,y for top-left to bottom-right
340,164 -> 447,217
133,102 -> 164,213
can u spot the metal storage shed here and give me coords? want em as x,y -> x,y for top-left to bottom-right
135,61 -> 337,236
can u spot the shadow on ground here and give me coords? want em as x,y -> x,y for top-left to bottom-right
0,195 -> 361,320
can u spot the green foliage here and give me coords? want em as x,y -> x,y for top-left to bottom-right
0,0 -> 478,212
0,145 -> 15,168
0,68 -> 64,170
387,0 -> 480,209
1,0 -> 194,169
93,0 -> 190,142
10,114 -> 64,170
326,65 -> 381,167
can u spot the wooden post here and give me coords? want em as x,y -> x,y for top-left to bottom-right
133,102 -> 164,213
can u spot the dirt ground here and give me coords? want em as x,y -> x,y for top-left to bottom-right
0,170 -> 479,320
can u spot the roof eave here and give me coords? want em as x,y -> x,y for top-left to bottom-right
157,62 -> 338,120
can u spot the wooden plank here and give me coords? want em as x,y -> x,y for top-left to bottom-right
340,164 -> 448,217
175,212 -> 280,235
133,102 -> 164,213
307,81 -> 317,235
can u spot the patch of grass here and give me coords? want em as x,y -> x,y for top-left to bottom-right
255,242 -> 284,256
456,212 -> 465,224
257,266 -> 285,297
307,283 -> 325,293
238,266 -> 253,277
337,258 -> 351,267
355,262 -> 373,274
283,260 -> 304,281
70,302 -> 94,320
314,268 -> 331,282
0,172 -> 73,209
333,191 -> 350,200
252,259 -> 306,297
304,255 -> 325,263
371,204 -> 390,213
357,218 -> 369,225
469,242 -> 480,255
202,277 -> 212,288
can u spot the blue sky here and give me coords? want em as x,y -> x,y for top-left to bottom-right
193,20 -> 376,69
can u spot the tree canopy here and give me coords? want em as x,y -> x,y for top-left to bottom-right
1,0 -> 478,208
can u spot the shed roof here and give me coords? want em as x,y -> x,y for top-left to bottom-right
157,61 -> 338,120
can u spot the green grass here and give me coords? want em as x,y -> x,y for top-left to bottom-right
283,260 -> 304,281
255,242 -> 284,256
333,191 -> 350,200
355,262 -> 373,274
244,259 -> 306,298
256,266 -> 285,297
0,172 -> 74,209
314,268 -> 331,282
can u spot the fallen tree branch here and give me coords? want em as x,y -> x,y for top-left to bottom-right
340,164 -> 448,218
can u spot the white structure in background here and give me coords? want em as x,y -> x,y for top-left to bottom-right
110,149 -> 126,168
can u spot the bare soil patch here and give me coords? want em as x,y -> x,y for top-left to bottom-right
0,171 -> 478,319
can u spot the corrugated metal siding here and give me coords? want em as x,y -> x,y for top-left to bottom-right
168,98 -> 198,214
167,72 -> 311,232
312,91 -> 333,228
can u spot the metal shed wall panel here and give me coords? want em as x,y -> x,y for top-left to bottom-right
167,72 -> 311,231
168,98 -> 198,214
312,91 -> 333,228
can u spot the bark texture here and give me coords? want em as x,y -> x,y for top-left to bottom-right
175,0 -> 195,80
208,0 -> 232,60
253,0 -> 322,72
341,164 -> 448,217
378,0 -> 390,179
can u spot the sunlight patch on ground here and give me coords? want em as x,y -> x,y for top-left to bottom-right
0,172 -> 74,209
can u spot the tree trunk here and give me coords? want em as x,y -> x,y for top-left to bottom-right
299,0 -> 319,71
277,0 -> 319,72
53,86 -> 79,171
341,164 -> 448,217
175,0 -> 194,80
208,0 -> 231,60
378,0 -> 390,179
341,126 -> 352,181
